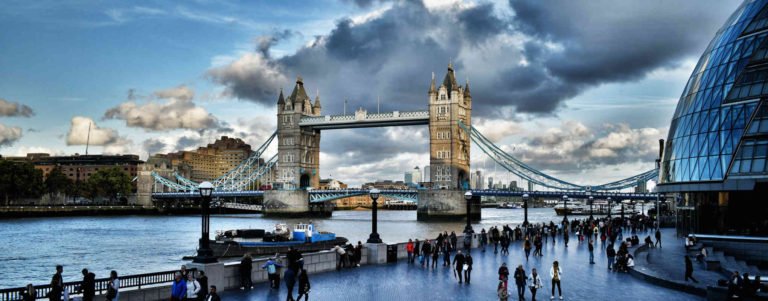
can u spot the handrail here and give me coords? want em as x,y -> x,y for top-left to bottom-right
0,268 -> 196,301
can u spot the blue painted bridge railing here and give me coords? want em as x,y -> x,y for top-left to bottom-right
152,189 -> 658,202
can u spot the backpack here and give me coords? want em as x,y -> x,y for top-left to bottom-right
267,263 -> 276,274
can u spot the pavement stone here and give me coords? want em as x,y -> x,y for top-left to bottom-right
222,228 -> 703,301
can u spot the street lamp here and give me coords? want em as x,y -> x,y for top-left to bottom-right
562,195 -> 569,224
367,188 -> 382,243
193,181 -> 216,263
522,193 -> 530,226
621,199 -> 625,221
607,197 -> 612,218
588,195 -> 594,220
464,191 -> 474,234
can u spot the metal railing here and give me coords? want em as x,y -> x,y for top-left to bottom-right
0,268 -> 195,301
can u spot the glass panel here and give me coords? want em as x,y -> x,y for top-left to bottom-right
753,158 -> 766,172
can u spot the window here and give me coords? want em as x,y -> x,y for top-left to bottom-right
440,94 -> 446,100
436,131 -> 450,140
437,150 -> 451,159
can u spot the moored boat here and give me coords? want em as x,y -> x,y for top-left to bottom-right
191,223 -> 348,259
497,202 -> 522,209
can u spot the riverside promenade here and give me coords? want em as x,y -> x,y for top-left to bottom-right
222,229 -> 699,301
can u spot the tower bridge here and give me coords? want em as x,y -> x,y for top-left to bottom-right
146,62 -> 659,220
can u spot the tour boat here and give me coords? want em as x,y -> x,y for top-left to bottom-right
192,223 -> 348,259
496,202 -> 522,209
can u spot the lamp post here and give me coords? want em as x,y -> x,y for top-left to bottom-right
193,181 -> 216,263
367,188 -> 382,243
620,200 -> 625,221
464,191 -> 474,233
562,195 -> 569,225
656,193 -> 663,233
522,193 -> 530,226
588,195 -> 594,220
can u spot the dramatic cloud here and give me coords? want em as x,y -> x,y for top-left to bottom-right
507,121 -> 664,173
65,116 -> 120,146
103,85 -> 219,131
207,0 -> 737,116
0,123 -> 23,147
0,98 -> 34,117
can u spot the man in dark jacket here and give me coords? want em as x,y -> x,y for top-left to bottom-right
48,265 -> 63,301
607,244 -> 616,270
421,240 -> 432,267
240,254 -> 253,289
287,248 -> 302,272
655,229 -> 662,248
204,285 -> 220,301
197,271 -> 208,301
464,252 -> 473,284
684,255 -> 698,283
80,268 -> 96,301
453,250 -> 466,284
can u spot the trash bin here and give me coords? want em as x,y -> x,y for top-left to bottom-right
386,244 -> 398,263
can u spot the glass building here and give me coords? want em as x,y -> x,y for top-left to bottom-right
659,0 -> 768,236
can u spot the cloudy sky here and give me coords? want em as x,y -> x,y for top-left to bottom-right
0,0 -> 742,188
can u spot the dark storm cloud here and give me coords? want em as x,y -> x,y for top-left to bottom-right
142,138 -> 167,155
209,0 -> 739,116
256,29 -> 299,58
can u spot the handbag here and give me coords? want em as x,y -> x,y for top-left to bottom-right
462,264 -> 469,271
106,286 -> 116,300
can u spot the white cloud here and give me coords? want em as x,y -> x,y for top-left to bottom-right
65,116 -> 119,146
103,85 -> 219,131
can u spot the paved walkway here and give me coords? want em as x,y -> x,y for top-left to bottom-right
632,228 -> 724,295
222,228 -> 702,300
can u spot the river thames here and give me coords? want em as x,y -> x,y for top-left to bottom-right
1,207 -> 584,288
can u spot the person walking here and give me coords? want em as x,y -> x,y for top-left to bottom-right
450,231 -> 458,251
240,253 -> 253,289
296,268 -> 311,301
354,241 -> 363,267
284,268 -> 297,301
480,228 -> 488,252
684,255 -> 699,283
453,250 -> 466,284
332,245 -> 347,270
431,244 -> 439,269
170,273 -> 187,301
263,257 -> 283,289
464,252 -> 473,284
80,269 -> 95,301
406,239 -> 415,264
529,268 -> 543,301
550,261 -> 563,300
48,265 -> 64,301
588,240 -> 595,264
514,265 -> 527,300
654,229 -> 662,248
563,230 -> 569,248
607,244 -> 616,270
443,245 -> 452,267
185,274 -> 200,301
196,271 -> 208,301
524,237 -> 532,261
422,240 -> 433,267
414,239 -> 421,264
498,280 -> 510,301
498,263 -> 510,286
204,286 -> 220,301
106,271 -> 119,301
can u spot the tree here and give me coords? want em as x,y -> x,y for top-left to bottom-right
86,167 -> 132,203
45,167 -> 72,196
0,160 -> 43,205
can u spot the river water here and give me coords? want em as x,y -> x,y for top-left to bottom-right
0,208 -> 577,288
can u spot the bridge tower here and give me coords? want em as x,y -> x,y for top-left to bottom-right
419,63 -> 480,221
428,62 -> 471,189
264,76 -> 324,216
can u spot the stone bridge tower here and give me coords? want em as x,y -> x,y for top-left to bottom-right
275,76 -> 321,190
428,63 -> 472,189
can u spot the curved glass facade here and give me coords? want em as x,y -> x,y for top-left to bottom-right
661,0 -> 768,184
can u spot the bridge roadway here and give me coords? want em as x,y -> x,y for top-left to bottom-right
298,110 -> 429,130
151,189 -> 659,201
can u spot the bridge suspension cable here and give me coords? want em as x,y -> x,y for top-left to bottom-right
458,121 -> 658,191
152,131 -> 279,192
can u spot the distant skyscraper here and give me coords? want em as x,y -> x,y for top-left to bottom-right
510,181 -> 518,191
423,165 -> 430,182
404,172 -> 413,184
635,180 -> 648,193
527,181 -> 534,191
488,177 -> 494,189
473,170 -> 483,190
470,172 -> 477,189
412,166 -> 421,184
